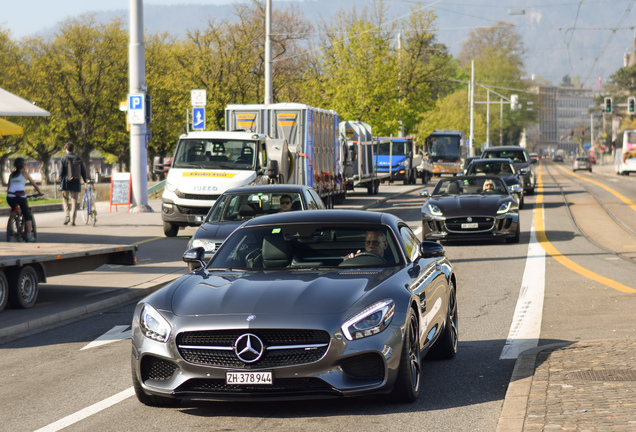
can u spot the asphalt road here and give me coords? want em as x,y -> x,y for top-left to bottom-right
2,165 -> 635,432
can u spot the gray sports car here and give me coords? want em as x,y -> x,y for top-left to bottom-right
131,210 -> 458,405
420,176 -> 520,244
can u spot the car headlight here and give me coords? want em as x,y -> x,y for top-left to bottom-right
399,160 -> 409,167
140,304 -> 171,343
428,203 -> 443,216
341,299 -> 395,341
165,181 -> 176,193
191,238 -> 217,252
497,202 -> 512,214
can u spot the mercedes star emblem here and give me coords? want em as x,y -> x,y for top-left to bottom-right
234,333 -> 265,363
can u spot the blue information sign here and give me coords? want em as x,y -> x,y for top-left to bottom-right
193,107 -> 205,130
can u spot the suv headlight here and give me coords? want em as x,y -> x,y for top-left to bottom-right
140,304 -> 171,342
191,239 -> 217,252
165,181 -> 176,193
342,299 -> 395,341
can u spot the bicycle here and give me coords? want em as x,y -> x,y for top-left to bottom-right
80,180 -> 98,226
6,194 -> 43,242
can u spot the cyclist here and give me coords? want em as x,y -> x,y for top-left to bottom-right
7,157 -> 43,242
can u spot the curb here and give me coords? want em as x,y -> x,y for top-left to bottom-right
0,203 -> 63,216
496,342 -> 571,432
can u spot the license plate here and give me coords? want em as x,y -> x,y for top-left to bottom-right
226,371 -> 273,385
461,223 -> 478,229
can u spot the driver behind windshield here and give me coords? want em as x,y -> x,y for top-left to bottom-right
343,230 -> 388,260
482,179 -> 496,192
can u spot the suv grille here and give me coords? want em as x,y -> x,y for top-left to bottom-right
175,191 -> 220,201
176,329 -> 331,368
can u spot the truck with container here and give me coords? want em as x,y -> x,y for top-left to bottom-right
0,243 -> 137,312
338,120 -> 389,195
226,102 -> 346,207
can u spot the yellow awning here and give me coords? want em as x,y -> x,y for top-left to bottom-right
0,118 -> 23,137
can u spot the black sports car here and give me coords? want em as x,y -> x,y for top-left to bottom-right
132,210 -> 458,405
420,176 -> 520,243
186,184 -> 326,266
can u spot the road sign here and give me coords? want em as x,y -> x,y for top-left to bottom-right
193,107 -> 205,130
127,94 -> 145,124
191,89 -> 207,107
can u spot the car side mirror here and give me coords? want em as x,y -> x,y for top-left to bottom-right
420,189 -> 430,198
419,241 -> 445,258
183,247 -> 206,270
509,184 -> 522,194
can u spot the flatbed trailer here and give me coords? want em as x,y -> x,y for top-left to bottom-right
0,243 -> 138,311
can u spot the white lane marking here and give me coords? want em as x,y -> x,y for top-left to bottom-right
500,212 -> 546,359
413,227 -> 422,236
81,325 -> 131,351
34,387 -> 135,432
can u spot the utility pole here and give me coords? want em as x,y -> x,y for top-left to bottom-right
264,0 -> 272,105
469,60 -> 475,157
129,0 -> 152,212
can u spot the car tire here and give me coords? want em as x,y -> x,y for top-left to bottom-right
132,358 -> 180,407
163,221 -> 179,237
0,271 -> 8,312
427,281 -> 458,360
390,307 -> 421,403
7,265 -> 38,309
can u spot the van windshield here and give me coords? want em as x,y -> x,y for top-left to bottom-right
173,139 -> 257,170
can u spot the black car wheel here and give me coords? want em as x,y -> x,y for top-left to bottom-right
506,222 -> 521,244
8,265 -> 38,309
391,307 -> 421,403
163,221 -> 179,237
427,280 -> 458,360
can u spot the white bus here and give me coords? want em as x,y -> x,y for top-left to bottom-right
614,129 -> 636,175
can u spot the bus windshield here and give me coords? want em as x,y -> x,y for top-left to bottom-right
426,135 -> 462,162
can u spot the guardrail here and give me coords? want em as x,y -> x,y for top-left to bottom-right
148,180 -> 165,199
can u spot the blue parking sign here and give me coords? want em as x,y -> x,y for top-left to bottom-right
193,107 -> 205,130
129,95 -> 143,110
128,94 -> 145,124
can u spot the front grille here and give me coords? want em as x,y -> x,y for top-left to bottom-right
445,216 -> 494,233
340,353 -> 385,380
176,205 -> 210,215
140,355 -> 178,381
175,191 -> 220,201
175,377 -> 333,394
177,329 -> 331,368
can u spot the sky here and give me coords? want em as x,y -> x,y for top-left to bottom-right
2,0 -> 635,88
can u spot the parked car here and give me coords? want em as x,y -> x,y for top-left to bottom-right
481,146 -> 537,194
420,176 -> 520,244
131,210 -> 458,406
529,152 -> 539,163
464,157 -> 525,209
186,184 -> 326,268
573,156 -> 592,172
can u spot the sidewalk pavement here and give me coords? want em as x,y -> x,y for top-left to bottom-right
497,158 -> 636,431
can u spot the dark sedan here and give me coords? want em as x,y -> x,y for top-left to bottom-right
481,146 -> 537,195
186,184 -> 326,265
132,210 -> 458,405
420,176 -> 520,244
464,157 -> 525,209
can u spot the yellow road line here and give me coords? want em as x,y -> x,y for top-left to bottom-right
535,165 -> 636,293
553,163 -> 636,211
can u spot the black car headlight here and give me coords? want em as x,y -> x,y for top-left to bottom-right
427,204 -> 443,216
497,202 -> 512,214
341,299 -> 395,341
140,304 -> 172,343
191,238 -> 217,252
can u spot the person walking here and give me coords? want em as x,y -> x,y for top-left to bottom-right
59,142 -> 87,226
7,157 -> 43,242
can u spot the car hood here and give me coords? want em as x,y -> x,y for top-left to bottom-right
170,270 -> 394,316
426,196 -> 507,217
194,221 -> 243,241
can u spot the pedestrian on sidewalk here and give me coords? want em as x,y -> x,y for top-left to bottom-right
59,142 -> 87,226
7,157 -> 43,242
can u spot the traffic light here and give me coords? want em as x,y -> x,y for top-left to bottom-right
570,129 -> 574,137
582,129 -> 585,136
510,94 -> 518,111
604,97 -> 612,114
628,96 -> 635,114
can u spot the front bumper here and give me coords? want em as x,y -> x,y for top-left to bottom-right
421,213 -> 519,242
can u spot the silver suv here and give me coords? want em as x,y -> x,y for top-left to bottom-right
573,156 -> 592,172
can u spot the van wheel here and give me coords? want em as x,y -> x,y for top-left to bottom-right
163,222 -> 179,237
8,265 -> 39,309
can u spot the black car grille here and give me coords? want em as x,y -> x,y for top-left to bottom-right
445,216 -> 494,233
175,377 -> 333,395
176,205 -> 210,215
175,191 -> 221,201
176,329 -> 331,369
141,355 -> 178,381
340,353 -> 385,380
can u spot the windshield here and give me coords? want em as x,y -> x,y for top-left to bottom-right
426,135 -> 461,162
207,192 -> 304,222
209,225 -> 401,269
467,161 -> 517,176
432,177 -> 507,195
483,149 -> 528,163
376,141 -> 406,156
173,138 -> 257,170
